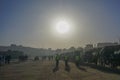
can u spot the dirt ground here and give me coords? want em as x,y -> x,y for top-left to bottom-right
0,60 -> 120,80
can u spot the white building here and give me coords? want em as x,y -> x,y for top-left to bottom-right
97,42 -> 118,48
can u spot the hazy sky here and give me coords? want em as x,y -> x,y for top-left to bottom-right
0,0 -> 120,49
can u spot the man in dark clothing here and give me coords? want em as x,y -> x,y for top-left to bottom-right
8,55 -> 11,64
55,54 -> 60,68
75,55 -> 80,67
64,56 -> 69,67
53,54 -> 60,72
64,55 -> 70,72
5,55 -> 11,64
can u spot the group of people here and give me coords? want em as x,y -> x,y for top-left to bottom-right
41,56 -> 54,61
0,55 -> 11,66
55,54 -> 81,69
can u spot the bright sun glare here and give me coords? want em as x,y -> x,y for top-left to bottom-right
56,20 -> 70,34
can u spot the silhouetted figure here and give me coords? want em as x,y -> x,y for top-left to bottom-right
64,55 -> 70,72
64,56 -> 69,67
53,54 -> 60,72
5,55 -> 11,64
75,55 -> 80,67
19,55 -> 28,62
34,56 -> 39,61
55,54 -> 60,68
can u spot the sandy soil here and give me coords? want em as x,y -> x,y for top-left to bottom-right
0,60 -> 120,80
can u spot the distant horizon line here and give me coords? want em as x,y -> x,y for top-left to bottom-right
0,41 -> 119,50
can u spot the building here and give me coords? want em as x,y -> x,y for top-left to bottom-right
97,42 -> 118,48
84,44 -> 93,51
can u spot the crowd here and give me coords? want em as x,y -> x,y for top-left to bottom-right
0,55 -> 11,66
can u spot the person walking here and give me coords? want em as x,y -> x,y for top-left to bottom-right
64,56 -> 69,67
75,55 -> 80,67
55,54 -> 60,68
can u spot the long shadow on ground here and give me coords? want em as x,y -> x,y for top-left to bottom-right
65,65 -> 71,72
75,64 -> 87,72
77,66 -> 87,72
52,65 -> 71,72
53,66 -> 59,72
81,63 -> 120,74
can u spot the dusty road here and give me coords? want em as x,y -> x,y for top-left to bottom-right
0,61 -> 120,80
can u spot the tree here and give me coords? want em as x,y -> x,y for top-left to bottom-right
99,45 -> 120,68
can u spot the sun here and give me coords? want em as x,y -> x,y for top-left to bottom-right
56,20 -> 70,34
